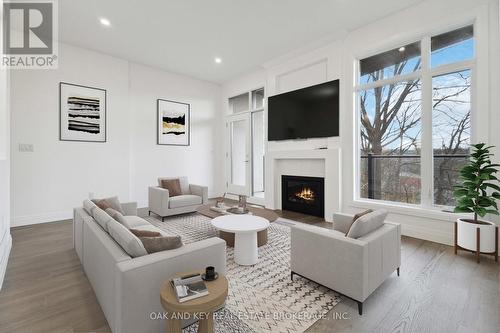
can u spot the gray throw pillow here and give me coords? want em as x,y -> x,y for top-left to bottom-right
140,236 -> 183,254
346,209 -> 387,239
91,196 -> 125,215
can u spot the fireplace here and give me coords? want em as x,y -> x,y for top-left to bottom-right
281,175 -> 325,217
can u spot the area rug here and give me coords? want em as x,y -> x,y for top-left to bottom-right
147,213 -> 341,333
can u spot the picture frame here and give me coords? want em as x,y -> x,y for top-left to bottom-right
59,82 -> 107,142
157,99 -> 190,146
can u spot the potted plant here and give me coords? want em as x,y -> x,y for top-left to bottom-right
453,143 -> 499,262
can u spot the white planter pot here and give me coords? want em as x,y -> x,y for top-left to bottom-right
456,218 -> 496,253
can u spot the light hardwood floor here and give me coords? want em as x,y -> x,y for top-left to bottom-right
0,211 -> 498,333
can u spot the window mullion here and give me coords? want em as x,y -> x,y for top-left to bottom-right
355,70 -> 421,91
420,36 -> 433,208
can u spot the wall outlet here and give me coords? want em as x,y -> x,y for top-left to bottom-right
18,143 -> 34,152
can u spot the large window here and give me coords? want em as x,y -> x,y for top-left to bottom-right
357,25 -> 473,208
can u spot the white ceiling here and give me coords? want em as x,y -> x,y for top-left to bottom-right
59,0 -> 424,83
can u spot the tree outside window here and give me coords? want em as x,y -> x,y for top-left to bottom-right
358,25 -> 473,207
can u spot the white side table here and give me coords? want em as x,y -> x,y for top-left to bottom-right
211,215 -> 269,265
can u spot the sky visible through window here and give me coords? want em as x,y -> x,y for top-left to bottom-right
432,38 -> 474,67
360,35 -> 473,152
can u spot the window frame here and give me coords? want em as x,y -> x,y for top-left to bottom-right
354,23 -> 476,210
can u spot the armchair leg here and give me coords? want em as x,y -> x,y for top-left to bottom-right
357,301 -> 363,315
290,271 -> 294,281
148,211 -> 151,216
162,216 -> 165,222
397,267 -> 400,276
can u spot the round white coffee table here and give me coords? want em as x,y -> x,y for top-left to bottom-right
211,215 -> 270,266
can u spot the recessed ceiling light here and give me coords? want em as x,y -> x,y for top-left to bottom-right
99,18 -> 111,27
214,57 -> 222,64
398,46 -> 406,52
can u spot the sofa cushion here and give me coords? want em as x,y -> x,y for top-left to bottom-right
107,220 -> 148,257
169,194 -> 202,209
160,179 -> 182,197
345,209 -> 373,236
91,196 -> 125,215
347,209 -> 387,239
105,207 -> 124,222
140,236 -> 183,253
116,215 -> 150,229
83,199 -> 99,216
93,207 -> 115,231
158,176 -> 190,195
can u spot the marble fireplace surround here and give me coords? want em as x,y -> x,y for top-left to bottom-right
264,148 -> 341,222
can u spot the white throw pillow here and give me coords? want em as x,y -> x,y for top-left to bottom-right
347,209 -> 387,239
93,207 -> 115,231
83,199 -> 98,216
107,220 -> 148,258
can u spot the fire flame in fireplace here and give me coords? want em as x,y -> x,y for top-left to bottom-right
295,187 -> 315,202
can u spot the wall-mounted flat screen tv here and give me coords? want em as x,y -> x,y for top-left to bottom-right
268,79 -> 339,141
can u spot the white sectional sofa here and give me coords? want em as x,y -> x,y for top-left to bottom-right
73,200 -> 226,333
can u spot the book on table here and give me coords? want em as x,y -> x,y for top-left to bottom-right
171,274 -> 209,303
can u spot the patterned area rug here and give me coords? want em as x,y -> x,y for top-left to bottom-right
147,213 -> 341,333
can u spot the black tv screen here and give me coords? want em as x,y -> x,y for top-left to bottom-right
268,80 -> 339,141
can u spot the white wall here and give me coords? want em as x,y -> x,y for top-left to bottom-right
222,0 -> 500,246
10,43 -> 223,227
129,63 -> 222,207
0,3 -> 12,290
0,68 -> 11,291
10,44 -> 131,226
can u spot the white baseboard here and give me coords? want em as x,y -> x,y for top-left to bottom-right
400,223 -> 453,246
0,231 -> 12,291
11,210 -> 73,227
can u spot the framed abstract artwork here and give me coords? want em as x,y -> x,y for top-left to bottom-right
59,82 -> 107,142
157,99 -> 190,146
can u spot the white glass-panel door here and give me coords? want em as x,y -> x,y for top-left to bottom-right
252,110 -> 265,199
226,113 -> 251,195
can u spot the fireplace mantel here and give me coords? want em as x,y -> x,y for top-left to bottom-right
264,148 -> 341,222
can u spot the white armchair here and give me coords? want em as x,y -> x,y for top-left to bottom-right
148,177 -> 208,221
290,212 -> 401,315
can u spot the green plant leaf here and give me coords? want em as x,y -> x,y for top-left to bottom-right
480,168 -> 498,174
458,198 -> 475,207
484,183 -> 500,191
453,189 -> 469,197
478,197 -> 496,207
453,143 -> 499,214
474,207 -> 487,217
454,207 -> 473,213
